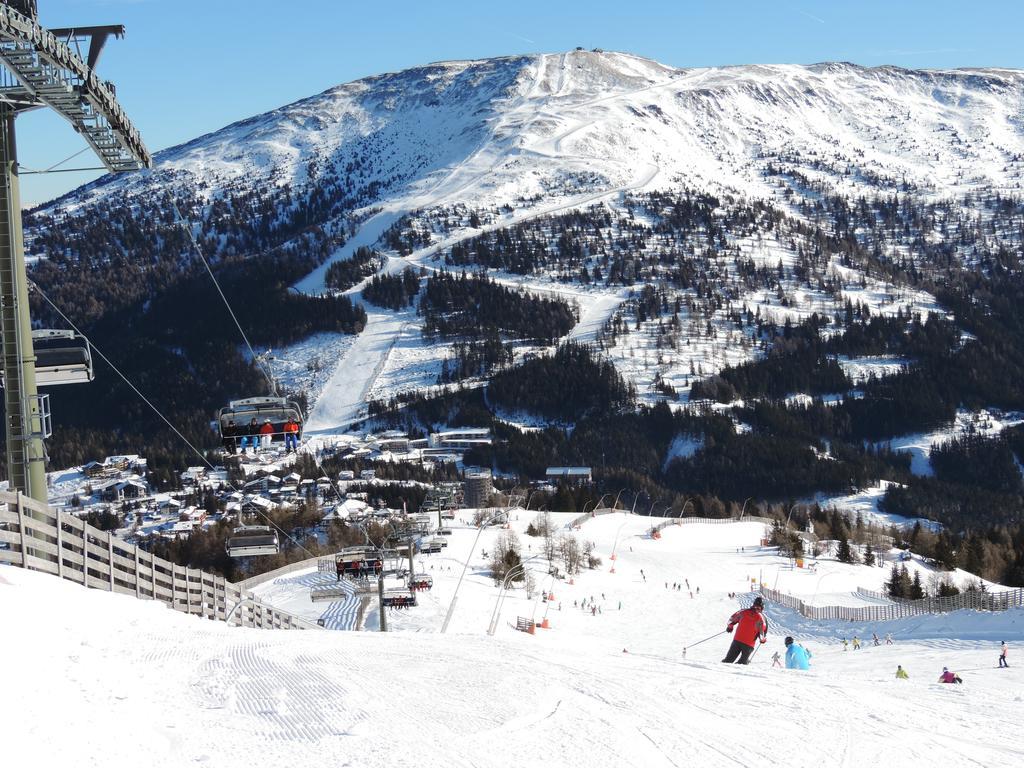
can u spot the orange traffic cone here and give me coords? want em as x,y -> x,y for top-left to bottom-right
541,617 -> 550,629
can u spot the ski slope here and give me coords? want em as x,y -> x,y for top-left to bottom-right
3,512 -> 1022,767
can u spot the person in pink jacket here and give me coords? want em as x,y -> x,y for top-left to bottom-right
938,667 -> 962,684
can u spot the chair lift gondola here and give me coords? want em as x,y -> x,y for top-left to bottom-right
225,524 -> 280,558
216,396 -> 303,452
0,330 -> 93,387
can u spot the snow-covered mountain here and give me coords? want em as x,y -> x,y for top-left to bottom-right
26,51 -> 1024,435
65,51 -> 1024,214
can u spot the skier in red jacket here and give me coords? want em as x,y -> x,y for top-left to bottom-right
722,596 -> 768,664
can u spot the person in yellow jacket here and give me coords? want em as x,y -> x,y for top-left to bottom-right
895,665 -> 909,679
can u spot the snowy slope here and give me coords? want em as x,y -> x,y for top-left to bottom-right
3,512 -> 1023,767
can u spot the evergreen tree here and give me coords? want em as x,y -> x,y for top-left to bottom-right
933,531 -> 957,571
963,535 -> 986,577
886,563 -> 902,598
909,570 -> 925,600
836,537 -> 854,564
897,564 -> 913,598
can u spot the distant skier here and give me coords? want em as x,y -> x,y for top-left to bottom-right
771,651 -> 782,668
999,641 -> 1009,668
885,633 -> 893,645
872,632 -> 880,646
784,636 -> 812,670
938,667 -> 962,684
895,665 -> 909,680
842,639 -> 848,652
852,637 -> 861,650
721,595 -> 768,665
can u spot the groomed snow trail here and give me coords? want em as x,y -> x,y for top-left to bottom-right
4,514 -> 1023,768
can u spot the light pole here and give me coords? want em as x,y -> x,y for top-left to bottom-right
594,493 -> 610,513
647,498 -> 662,516
610,515 -> 630,571
786,503 -> 802,529
611,489 -> 626,512
676,498 -> 694,524
487,561 -> 530,635
810,571 -> 841,608
739,497 -> 754,520
629,494 -> 640,515
441,512 -> 502,633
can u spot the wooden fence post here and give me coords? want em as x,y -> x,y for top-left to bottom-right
55,509 -> 64,579
107,531 -> 115,590
134,547 -> 140,598
16,492 -> 27,567
170,562 -> 177,611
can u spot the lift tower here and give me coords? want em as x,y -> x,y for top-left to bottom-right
0,1 -> 150,501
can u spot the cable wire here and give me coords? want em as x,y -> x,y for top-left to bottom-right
28,279 -> 319,560
170,201 -> 277,394
17,145 -> 92,174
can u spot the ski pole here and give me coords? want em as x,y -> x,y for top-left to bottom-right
749,639 -> 765,661
683,630 -> 726,654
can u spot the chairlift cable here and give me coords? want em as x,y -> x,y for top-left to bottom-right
28,279 -> 317,560
170,202 -> 278,395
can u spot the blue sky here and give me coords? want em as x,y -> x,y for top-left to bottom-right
15,0 -> 1024,204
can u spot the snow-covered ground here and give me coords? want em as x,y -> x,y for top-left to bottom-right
878,408 -> 1024,477
811,480 -> 942,531
4,511 -> 1022,767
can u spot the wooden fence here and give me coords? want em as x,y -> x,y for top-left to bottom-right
566,507 -> 618,529
760,584 -> 1024,622
651,514 -> 776,534
0,491 -> 317,630
854,585 -> 1024,614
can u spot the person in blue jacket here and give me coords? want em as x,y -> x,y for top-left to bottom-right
784,636 -> 812,670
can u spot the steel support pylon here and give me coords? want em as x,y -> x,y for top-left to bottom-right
0,104 -> 46,502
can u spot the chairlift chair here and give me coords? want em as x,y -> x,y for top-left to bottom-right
216,396 -> 303,451
225,524 -> 280,557
0,330 -> 94,387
